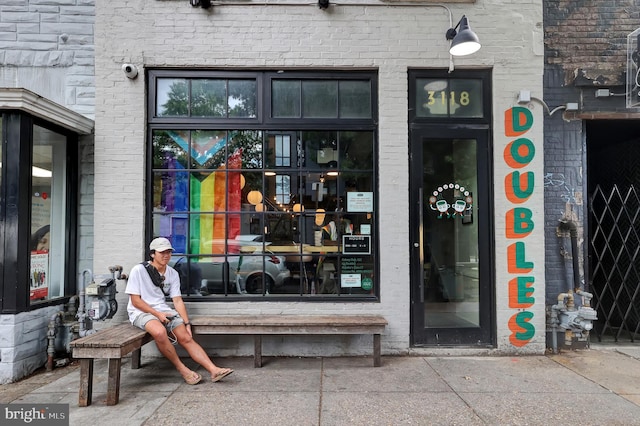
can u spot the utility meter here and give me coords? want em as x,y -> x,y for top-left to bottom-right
86,277 -> 118,321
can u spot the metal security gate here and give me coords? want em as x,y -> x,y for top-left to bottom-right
590,184 -> 640,341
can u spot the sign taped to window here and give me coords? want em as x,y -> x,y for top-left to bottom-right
342,235 -> 371,254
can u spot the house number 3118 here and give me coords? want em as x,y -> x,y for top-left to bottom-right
426,91 -> 471,106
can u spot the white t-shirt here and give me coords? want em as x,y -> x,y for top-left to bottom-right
125,262 -> 182,324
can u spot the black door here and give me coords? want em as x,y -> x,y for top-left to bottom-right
409,127 -> 493,346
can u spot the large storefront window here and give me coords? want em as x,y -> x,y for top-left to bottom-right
148,71 -> 378,299
0,97 -> 82,313
29,125 -> 68,304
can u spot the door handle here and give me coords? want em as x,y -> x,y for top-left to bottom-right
418,189 -> 425,303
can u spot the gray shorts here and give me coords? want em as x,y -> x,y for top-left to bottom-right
133,312 -> 184,332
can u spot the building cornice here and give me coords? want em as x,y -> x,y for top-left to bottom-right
0,88 -> 94,135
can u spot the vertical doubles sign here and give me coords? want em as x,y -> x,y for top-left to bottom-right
504,107 -> 536,347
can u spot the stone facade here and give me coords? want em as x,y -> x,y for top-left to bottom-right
0,0 -> 95,383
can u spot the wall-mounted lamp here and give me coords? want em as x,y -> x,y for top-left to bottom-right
190,0 -> 212,9
318,0 -> 330,10
446,15 -> 481,57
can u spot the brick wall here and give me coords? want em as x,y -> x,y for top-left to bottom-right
95,0 -> 546,354
543,2 -> 640,303
545,0 -> 639,87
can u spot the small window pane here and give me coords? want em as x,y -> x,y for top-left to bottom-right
274,174 -> 291,205
229,130 -> 263,169
416,78 -> 483,118
152,130 -> 190,169
339,131 -> 373,170
275,135 -> 291,167
30,126 -> 67,304
191,79 -> 226,117
191,130 -> 227,169
303,131 -> 338,169
228,80 -> 257,118
339,81 -> 371,118
265,132 -> 297,168
272,80 -> 301,118
152,171 -> 190,213
157,78 -> 189,117
185,213 -> 230,255
303,81 -> 338,118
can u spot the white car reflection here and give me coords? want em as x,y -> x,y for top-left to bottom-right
171,236 -> 291,295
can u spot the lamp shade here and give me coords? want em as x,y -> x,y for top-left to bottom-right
315,208 -> 326,226
293,203 -> 304,212
247,190 -> 263,205
449,16 -> 481,56
255,203 -> 264,212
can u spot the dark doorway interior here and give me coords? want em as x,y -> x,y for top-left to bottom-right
587,119 -> 640,342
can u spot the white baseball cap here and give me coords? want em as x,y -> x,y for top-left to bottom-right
149,237 -> 174,252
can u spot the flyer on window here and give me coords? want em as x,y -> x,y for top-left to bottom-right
30,251 -> 49,301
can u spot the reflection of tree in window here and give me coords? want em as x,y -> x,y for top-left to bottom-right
275,175 -> 290,205
160,79 -> 257,118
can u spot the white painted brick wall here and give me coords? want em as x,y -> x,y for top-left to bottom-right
94,0 -> 544,356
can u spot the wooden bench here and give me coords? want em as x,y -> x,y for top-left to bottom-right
70,323 -> 153,407
190,314 -> 388,368
70,314 -> 387,406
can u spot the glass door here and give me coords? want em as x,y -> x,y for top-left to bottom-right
410,128 -> 493,346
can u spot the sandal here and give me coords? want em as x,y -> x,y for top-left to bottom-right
184,372 -> 202,385
211,368 -> 233,382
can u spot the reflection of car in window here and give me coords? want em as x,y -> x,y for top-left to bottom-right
171,235 -> 291,295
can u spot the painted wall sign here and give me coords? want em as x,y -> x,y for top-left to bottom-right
504,106 -> 536,347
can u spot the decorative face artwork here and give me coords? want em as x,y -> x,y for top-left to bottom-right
428,183 -> 473,219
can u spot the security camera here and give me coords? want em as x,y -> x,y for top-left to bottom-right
122,63 -> 138,79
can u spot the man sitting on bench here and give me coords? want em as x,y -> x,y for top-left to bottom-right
126,237 -> 233,384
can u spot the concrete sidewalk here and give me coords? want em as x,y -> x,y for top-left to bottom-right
2,344 -> 640,425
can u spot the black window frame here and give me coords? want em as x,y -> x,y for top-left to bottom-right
408,68 -> 492,125
0,111 -> 79,313
146,69 -> 380,302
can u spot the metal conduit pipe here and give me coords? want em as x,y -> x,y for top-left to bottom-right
550,304 -> 559,354
46,311 -> 64,371
558,218 -> 581,293
576,289 -> 594,306
551,292 -> 573,354
78,269 -> 95,337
